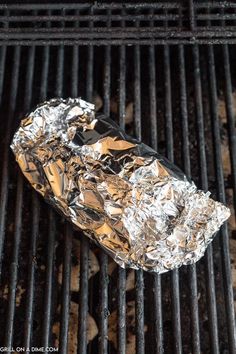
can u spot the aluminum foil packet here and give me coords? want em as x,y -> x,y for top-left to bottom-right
11,98 -> 230,273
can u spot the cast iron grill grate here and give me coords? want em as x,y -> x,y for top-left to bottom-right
1,2 -> 236,44
0,2 -> 235,354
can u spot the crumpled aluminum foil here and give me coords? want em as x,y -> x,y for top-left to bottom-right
11,98 -> 230,273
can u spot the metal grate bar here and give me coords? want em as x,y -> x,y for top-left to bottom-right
103,48 -> 111,116
0,2 -> 235,14
0,14 -> 183,23
72,11 -> 79,104
1,26 -> 236,33
117,267 -> 126,354
118,44 -> 126,132
99,252 -> 109,354
204,242 -> 220,354
0,1 -> 231,11
117,10 -> 127,353
86,7 -> 94,103
148,11 -> 163,354
190,47 -> 208,354
178,45 -> 190,176
56,10 -> 65,97
2,14 -> 236,23
71,44 -> 79,98
98,11 -> 111,354
135,270 -> 145,354
78,235 -> 89,353
78,10 -> 94,352
40,35 -> 53,351
134,48 -> 141,140
40,45 -> 49,100
0,3 -> 181,10
3,29 -> 234,42
24,193 -> 40,348
99,39 -> 110,352
153,274 -> 163,353
149,13 -> 163,354
134,13 -> 145,354
78,125 -> 90,346
187,162 -> 201,352
164,46 -> 173,162
56,45 -> 64,97
59,224 -> 72,353
3,46 -> 21,351
85,51 -> 93,99
24,47 -> 35,110
77,19 -> 89,354
178,44 -> 201,354
103,9 -> 111,116
22,38 -> 37,349
4,39 -> 236,46
208,45 -> 236,353
149,44 -> 158,151
118,9 -> 126,131
193,46 -> 208,188
41,210 -> 56,347
163,41 -> 182,353
149,9 -> 158,152
40,10 -> 51,101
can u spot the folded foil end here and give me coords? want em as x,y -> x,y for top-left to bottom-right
11,98 -> 230,273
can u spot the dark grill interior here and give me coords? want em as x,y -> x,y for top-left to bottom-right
0,2 -> 236,353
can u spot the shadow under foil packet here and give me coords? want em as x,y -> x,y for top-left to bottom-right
11,98 -> 230,273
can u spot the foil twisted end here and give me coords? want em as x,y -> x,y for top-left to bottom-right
11,98 -> 230,273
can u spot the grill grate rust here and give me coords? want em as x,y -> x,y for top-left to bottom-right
0,2 -> 235,354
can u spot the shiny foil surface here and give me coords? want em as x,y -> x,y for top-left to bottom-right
11,98 -> 230,273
